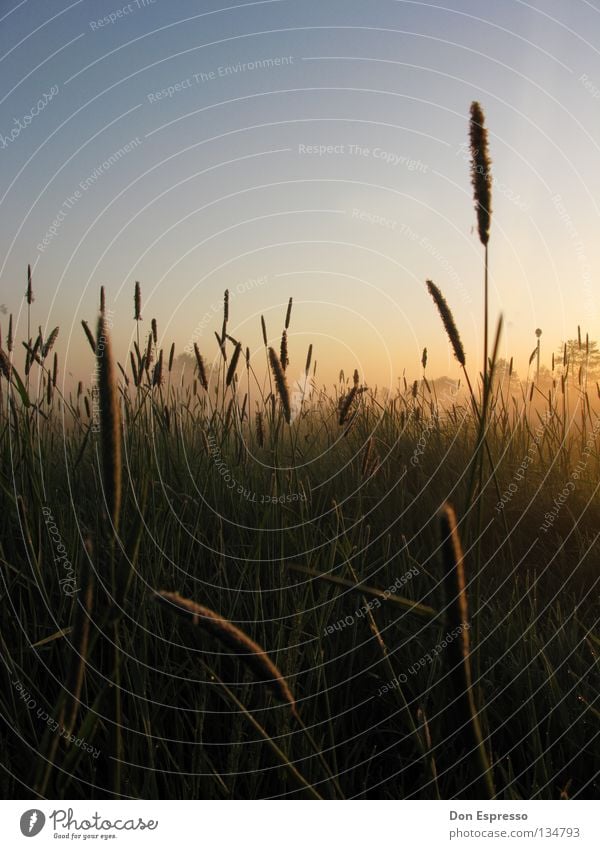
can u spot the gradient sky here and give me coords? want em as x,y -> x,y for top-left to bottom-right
1,0 -> 600,388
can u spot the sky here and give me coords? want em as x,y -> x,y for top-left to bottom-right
1,0 -> 600,389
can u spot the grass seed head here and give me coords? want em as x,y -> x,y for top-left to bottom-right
42,327 -> 59,359
268,347 -> 291,424
155,590 -> 296,714
129,351 -> 139,387
82,321 -> 96,354
134,281 -> 142,320
96,314 -> 122,531
339,385 -> 358,425
426,280 -> 466,367
261,315 -> 268,348
26,264 -> 34,305
305,343 -> 313,376
469,101 -> 492,247
226,341 -> 242,387
223,289 -> 229,324
280,330 -> 289,372
255,410 -> 264,446
153,349 -> 163,387
145,332 -> 153,369
0,348 -> 11,380
193,343 -> 209,391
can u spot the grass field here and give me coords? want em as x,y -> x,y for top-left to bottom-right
0,283 -> 598,800
0,103 -> 598,801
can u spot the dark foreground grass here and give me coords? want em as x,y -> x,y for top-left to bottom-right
0,314 -> 598,799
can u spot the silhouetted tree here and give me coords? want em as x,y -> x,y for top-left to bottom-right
556,339 -> 600,383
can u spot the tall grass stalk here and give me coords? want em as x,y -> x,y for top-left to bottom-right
439,503 -> 495,799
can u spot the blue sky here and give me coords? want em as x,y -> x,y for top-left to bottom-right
1,0 -> 600,386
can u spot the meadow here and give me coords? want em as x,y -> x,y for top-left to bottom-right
0,104 -> 598,800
